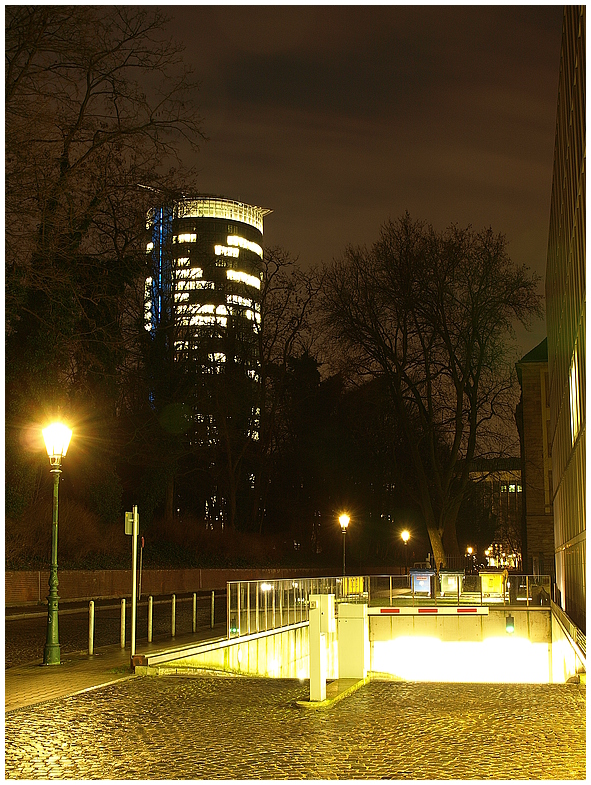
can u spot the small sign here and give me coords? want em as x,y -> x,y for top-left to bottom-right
125,511 -> 133,535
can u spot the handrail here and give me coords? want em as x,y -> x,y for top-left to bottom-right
551,600 -> 586,664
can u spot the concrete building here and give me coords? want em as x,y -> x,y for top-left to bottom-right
515,339 -> 555,579
545,6 -> 585,632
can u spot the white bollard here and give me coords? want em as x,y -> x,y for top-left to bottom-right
211,590 -> 215,629
192,593 -> 197,633
147,595 -> 153,643
88,600 -> 95,655
171,594 -> 176,638
120,598 -> 126,648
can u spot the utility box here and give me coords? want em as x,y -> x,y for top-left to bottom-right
319,593 -> 336,634
480,570 -> 505,599
439,570 -> 464,597
410,569 -> 436,597
337,603 -> 369,679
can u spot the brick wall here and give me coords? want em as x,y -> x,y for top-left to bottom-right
5,568 -> 324,605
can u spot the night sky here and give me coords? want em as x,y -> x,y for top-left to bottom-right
167,5 -> 564,356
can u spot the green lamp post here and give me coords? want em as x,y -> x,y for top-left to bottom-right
42,422 -> 72,666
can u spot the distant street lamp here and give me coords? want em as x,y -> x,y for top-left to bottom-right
339,514 -> 350,576
401,530 -> 410,574
42,422 -> 72,666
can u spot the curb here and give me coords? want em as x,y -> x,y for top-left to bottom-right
296,676 -> 370,709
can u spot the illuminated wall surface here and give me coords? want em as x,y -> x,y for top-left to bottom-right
145,196 -> 270,446
149,610 -> 579,684
545,6 -> 586,633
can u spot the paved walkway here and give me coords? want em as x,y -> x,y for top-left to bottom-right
5,624 -> 227,713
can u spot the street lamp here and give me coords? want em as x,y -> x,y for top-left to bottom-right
42,421 -> 72,665
401,530 -> 410,574
339,514 -> 350,576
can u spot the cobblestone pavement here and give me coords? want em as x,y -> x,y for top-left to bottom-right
5,676 -> 585,779
5,595 -> 226,668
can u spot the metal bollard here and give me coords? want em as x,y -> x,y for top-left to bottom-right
147,595 -> 153,643
120,598 -> 126,648
171,594 -> 176,637
88,600 -> 95,655
211,590 -> 215,629
192,593 -> 197,633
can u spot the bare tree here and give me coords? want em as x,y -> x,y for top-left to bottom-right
321,214 -> 542,567
5,6 -> 204,520
252,248 -> 322,533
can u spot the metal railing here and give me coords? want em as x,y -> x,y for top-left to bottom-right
227,574 -> 554,637
551,600 -> 586,661
226,576 -> 377,639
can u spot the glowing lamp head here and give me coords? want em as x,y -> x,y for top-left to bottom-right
401,530 -> 410,544
467,546 -> 473,556
339,514 -> 350,531
42,422 -> 72,466
506,615 -> 515,634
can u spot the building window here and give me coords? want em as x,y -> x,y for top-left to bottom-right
569,341 -> 581,445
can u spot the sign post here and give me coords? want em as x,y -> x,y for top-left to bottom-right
125,506 -> 139,659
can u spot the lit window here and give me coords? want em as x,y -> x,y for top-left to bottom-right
226,235 -> 263,258
509,485 -> 516,493
215,245 -> 239,258
176,257 -> 190,267
174,292 -> 189,302
144,277 -> 153,330
226,269 -> 261,290
569,343 -> 581,445
227,294 -> 252,307
146,242 -> 154,253
176,268 -> 202,279
174,233 -> 196,243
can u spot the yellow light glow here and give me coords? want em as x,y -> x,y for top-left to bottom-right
175,233 -> 196,243
401,530 -> 410,543
372,636 -> 550,683
226,269 -> 261,290
215,244 -> 239,258
146,242 -> 154,252
467,546 -> 473,555
227,235 -> 263,258
339,514 -> 350,530
177,197 -> 270,234
42,423 -> 73,460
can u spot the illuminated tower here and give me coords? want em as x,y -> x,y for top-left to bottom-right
145,196 -> 270,523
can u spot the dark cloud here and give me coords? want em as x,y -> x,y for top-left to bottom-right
166,5 -> 564,354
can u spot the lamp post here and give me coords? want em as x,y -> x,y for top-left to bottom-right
466,546 -> 474,574
42,422 -> 72,666
401,530 -> 410,574
339,514 -> 350,576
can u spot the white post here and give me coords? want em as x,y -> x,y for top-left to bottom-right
120,598 -> 126,648
131,505 -> 138,658
210,590 -> 215,629
309,595 -> 326,701
88,600 -> 94,655
148,595 -> 153,643
255,585 -> 260,632
247,584 -> 251,634
192,593 -> 197,633
171,594 -> 176,637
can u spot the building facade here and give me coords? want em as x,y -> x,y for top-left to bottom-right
545,6 -> 585,632
515,339 -> 555,578
145,196 -> 270,525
